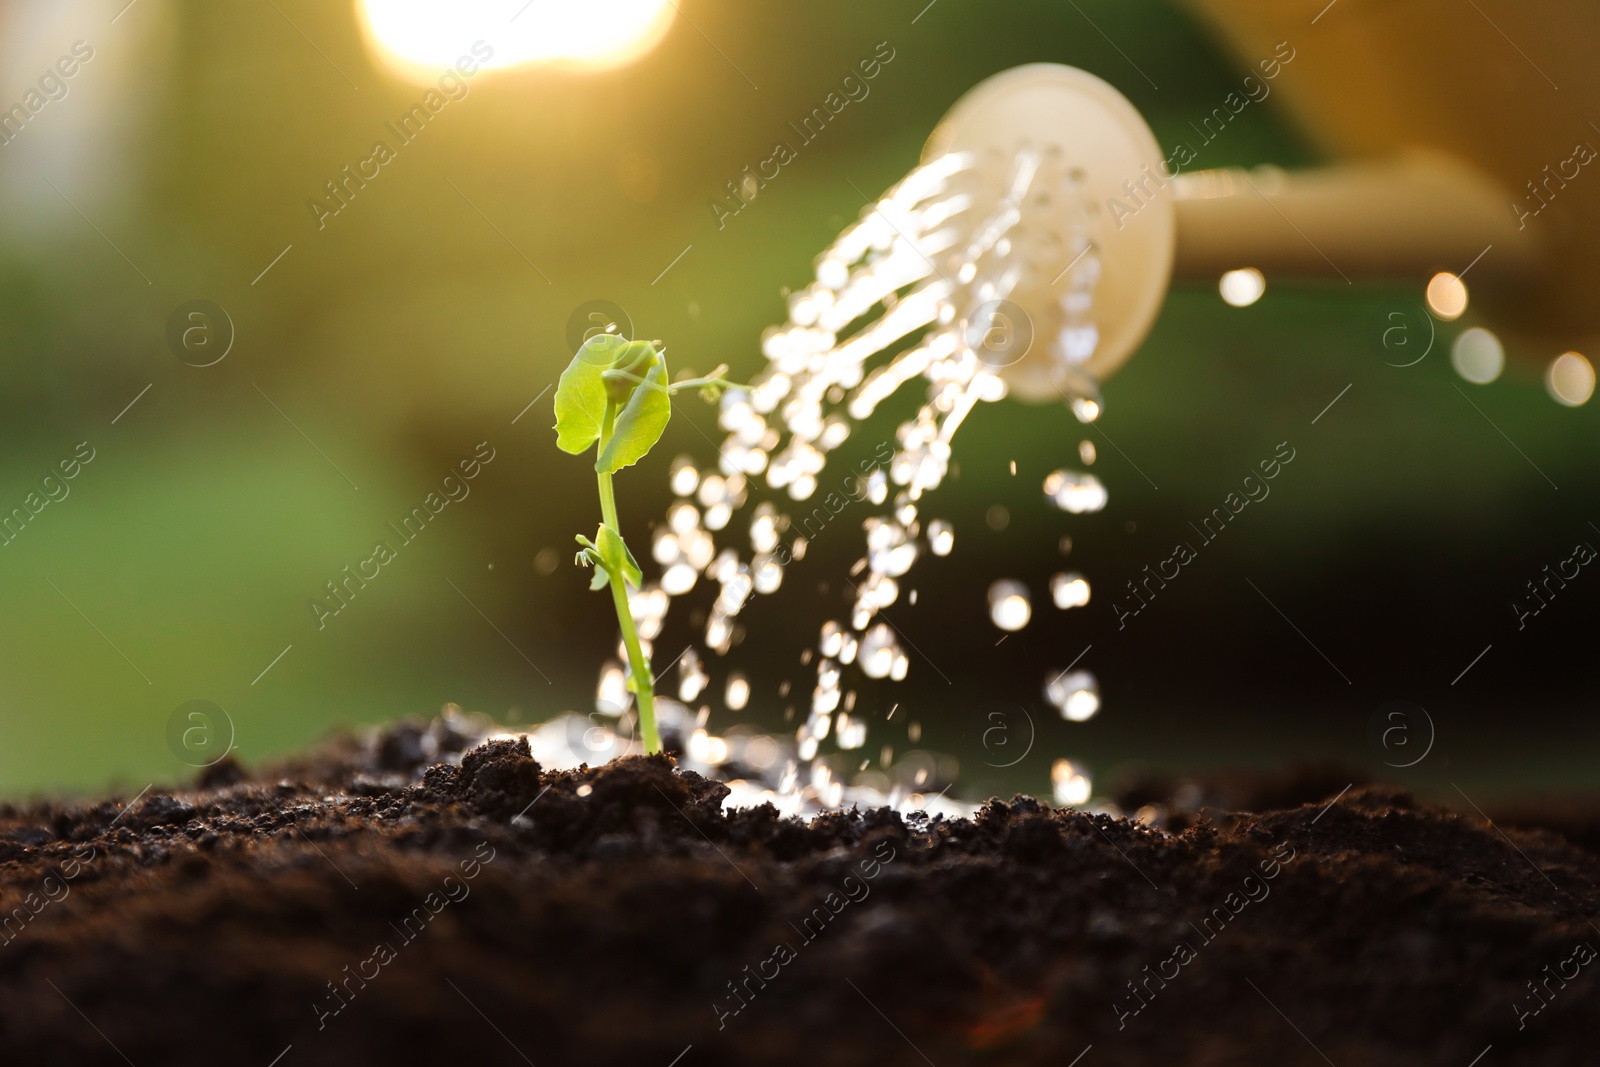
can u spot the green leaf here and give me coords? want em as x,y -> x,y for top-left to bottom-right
603,341 -> 662,405
619,538 -> 644,590
554,335 -> 627,454
596,360 -> 670,474
596,524 -> 643,590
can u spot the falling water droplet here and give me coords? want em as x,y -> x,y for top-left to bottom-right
670,456 -> 700,497
678,648 -> 709,701
748,503 -> 780,553
858,623 -> 904,679
667,502 -> 699,536
819,621 -> 845,658
752,553 -> 783,594
987,580 -> 1032,631
661,562 -> 697,596
1043,470 -> 1107,514
1049,571 -> 1091,609
651,528 -> 680,565
597,661 -> 629,714
1046,669 -> 1100,722
812,659 -> 841,715
836,712 -> 867,749
1052,758 -> 1092,806
688,728 -> 729,766
725,672 -> 750,711
866,519 -> 919,576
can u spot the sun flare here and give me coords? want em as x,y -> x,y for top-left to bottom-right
355,0 -> 676,80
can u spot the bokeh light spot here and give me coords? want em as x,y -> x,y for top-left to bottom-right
1546,351 -> 1595,406
1219,267 -> 1265,307
1426,272 -> 1467,320
1451,327 -> 1503,384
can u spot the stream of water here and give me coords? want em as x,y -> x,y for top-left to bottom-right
520,150 -> 1111,816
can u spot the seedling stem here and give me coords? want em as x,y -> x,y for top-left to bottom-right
595,402 -> 660,753
552,332 -> 732,756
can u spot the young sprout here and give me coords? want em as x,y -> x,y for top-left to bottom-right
553,334 -> 731,755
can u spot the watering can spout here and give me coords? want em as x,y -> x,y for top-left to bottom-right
926,63 -> 1552,400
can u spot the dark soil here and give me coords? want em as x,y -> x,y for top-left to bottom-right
2,717 -> 1598,1066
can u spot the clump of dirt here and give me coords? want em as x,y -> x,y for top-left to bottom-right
1,716 -> 1596,1066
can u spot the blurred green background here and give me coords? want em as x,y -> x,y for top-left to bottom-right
1,0 -> 1594,802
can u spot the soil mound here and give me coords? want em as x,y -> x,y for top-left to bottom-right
1,718 -> 1595,1065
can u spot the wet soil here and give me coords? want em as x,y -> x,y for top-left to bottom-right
1,719 -> 1597,1066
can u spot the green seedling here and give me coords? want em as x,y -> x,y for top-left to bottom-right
553,333 -> 732,754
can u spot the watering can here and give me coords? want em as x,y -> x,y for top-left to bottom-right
925,0 -> 1596,398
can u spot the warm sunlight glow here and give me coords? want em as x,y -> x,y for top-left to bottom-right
356,0 -> 676,80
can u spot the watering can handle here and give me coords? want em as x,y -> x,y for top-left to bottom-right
1170,153 -> 1541,287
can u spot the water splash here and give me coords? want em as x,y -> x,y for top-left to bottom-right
574,150 -> 1109,817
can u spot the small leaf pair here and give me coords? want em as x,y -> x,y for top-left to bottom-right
554,335 -> 671,475
574,524 -> 643,592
